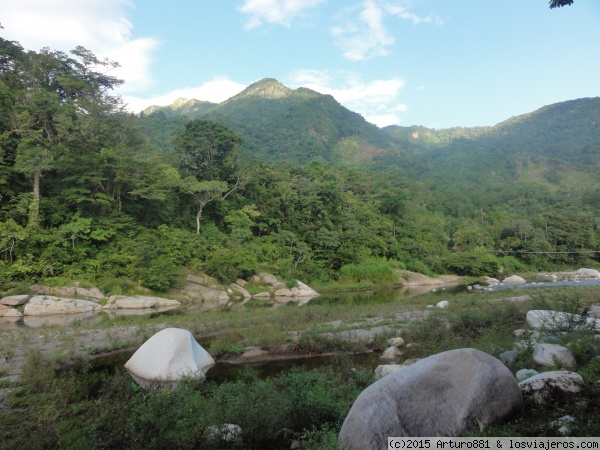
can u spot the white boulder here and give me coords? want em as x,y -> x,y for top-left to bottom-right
504,275 -> 526,284
338,348 -> 523,446
436,300 -> 449,309
125,328 -> 215,389
576,268 -> 600,278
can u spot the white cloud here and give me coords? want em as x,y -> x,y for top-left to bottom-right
0,0 -> 159,93
123,77 -> 248,113
287,70 -> 407,127
238,0 -> 325,29
331,0 -> 443,61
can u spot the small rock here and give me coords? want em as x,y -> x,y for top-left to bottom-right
551,415 -> 575,436
381,346 -> 403,361
504,275 -> 526,284
387,337 -> 405,347
515,369 -> 539,382
533,343 -> 576,370
3,308 -> 23,318
436,300 -> 449,309
252,292 -> 271,299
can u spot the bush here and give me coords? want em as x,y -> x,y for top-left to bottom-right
338,260 -> 398,284
444,247 -> 500,276
204,248 -> 258,283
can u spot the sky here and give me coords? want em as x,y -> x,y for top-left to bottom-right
1,0 -> 599,129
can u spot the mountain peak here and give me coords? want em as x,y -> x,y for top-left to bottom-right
234,78 -> 293,100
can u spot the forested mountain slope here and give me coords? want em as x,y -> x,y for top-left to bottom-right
142,78 -> 398,164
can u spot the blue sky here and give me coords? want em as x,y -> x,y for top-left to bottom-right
1,0 -> 599,128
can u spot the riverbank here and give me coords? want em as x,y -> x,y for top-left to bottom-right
1,285 -> 599,448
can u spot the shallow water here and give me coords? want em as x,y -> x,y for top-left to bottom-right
62,348 -> 382,386
3,278 -> 600,330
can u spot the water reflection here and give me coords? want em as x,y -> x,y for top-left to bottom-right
0,305 -> 181,330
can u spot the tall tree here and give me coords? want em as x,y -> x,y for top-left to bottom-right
174,120 -> 248,232
8,46 -> 122,227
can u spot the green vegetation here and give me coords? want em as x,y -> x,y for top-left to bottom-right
1,286 -> 599,448
0,36 -> 598,294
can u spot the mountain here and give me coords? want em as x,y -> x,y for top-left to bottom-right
143,97 -> 217,117
142,78 -> 399,164
383,97 -> 600,172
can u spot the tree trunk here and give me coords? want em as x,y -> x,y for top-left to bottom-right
196,206 -> 203,234
29,169 -> 41,227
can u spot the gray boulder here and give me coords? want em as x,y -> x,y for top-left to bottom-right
105,295 -> 181,310
533,343 -> 576,370
125,328 -> 215,389
24,296 -> 101,315
0,295 -> 30,306
526,310 -> 600,332
338,348 -> 523,447
519,371 -> 583,403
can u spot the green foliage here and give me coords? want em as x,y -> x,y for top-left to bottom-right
338,260 -> 399,284
0,36 -> 599,288
1,353 -> 373,449
204,247 -> 259,283
444,247 -> 501,276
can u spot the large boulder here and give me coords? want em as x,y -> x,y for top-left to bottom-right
24,296 -> 101,315
125,328 -> 215,389
104,295 -> 181,310
526,310 -> 600,332
338,348 -> 522,447
576,268 -> 600,278
182,284 -> 230,303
